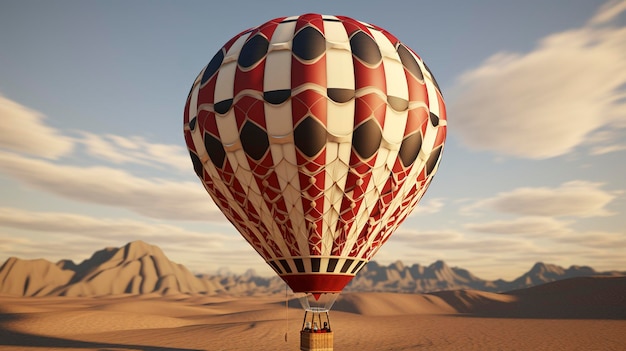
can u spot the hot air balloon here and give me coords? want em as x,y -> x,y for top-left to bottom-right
183,13 -> 446,350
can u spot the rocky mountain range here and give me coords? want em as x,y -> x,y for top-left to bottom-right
344,259 -> 621,293
0,240 -> 623,297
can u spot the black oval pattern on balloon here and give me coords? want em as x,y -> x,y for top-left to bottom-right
201,49 -> 225,85
204,132 -> 226,169
352,119 -> 382,159
214,99 -> 233,114
189,117 -> 197,131
397,44 -> 423,80
292,26 -> 326,61
264,89 -> 291,104
327,88 -> 355,103
189,150 -> 204,178
424,62 -> 442,95
350,31 -> 381,65
238,34 -> 269,68
425,145 -> 442,175
240,121 -> 270,161
388,96 -> 409,111
398,132 -> 422,167
429,112 -> 440,127
294,116 -> 327,158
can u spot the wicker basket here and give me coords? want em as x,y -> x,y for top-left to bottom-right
300,331 -> 333,351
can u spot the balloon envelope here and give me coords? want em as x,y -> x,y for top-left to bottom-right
184,14 -> 446,294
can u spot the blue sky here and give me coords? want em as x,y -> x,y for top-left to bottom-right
1,0 -> 624,280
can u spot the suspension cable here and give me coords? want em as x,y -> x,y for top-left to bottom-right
284,282 -> 289,342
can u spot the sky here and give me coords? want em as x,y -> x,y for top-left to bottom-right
1,0 -> 625,281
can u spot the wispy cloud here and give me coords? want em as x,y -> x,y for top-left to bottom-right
464,216 -> 571,236
410,198 -> 445,216
449,2 -> 626,159
0,151 -> 222,221
584,129 -> 626,155
0,207 -> 227,243
393,228 -> 532,252
1,95 -> 191,171
0,95 -> 224,222
76,132 -> 190,171
559,230 -> 626,249
0,207 -> 253,273
463,181 -> 617,218
393,228 -> 463,244
587,0 -> 626,26
0,95 -> 74,159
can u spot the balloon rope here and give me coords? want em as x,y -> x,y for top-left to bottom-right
284,282 -> 288,342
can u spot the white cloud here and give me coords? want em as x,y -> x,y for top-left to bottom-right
410,198 -> 445,216
587,0 -> 626,26
0,95 -> 74,159
584,123 -> 626,155
77,132 -> 190,171
393,228 -> 462,244
0,207 -> 259,274
0,205 -> 281,275
0,96 -> 236,222
464,216 -> 570,236
464,181 -> 617,218
1,94 -> 193,172
589,144 -> 626,155
392,228 -> 531,252
0,151 -> 222,221
0,207 -> 228,244
449,3 -> 626,159
559,230 -> 626,249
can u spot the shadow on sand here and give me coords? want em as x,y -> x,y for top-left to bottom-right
0,328 -> 203,351
0,312 -> 202,351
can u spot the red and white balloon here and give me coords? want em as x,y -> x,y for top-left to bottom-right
184,14 -> 446,294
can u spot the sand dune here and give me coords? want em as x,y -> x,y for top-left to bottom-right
333,292 -> 457,315
429,276 -> 626,319
1,276 -> 625,350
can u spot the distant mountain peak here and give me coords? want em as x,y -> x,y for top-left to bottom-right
124,239 -> 156,251
530,261 -> 553,270
430,260 -> 448,270
120,240 -> 162,259
389,260 -> 405,271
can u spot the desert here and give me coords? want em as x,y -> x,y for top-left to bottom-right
1,241 -> 625,350
1,286 -> 625,351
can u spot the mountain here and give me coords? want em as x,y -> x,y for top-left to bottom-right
0,241 -> 281,297
345,260 -> 499,293
0,241 -> 623,297
504,262 -> 597,290
0,257 -> 73,296
345,260 -> 623,293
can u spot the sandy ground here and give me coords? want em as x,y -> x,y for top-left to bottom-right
1,292 -> 625,351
